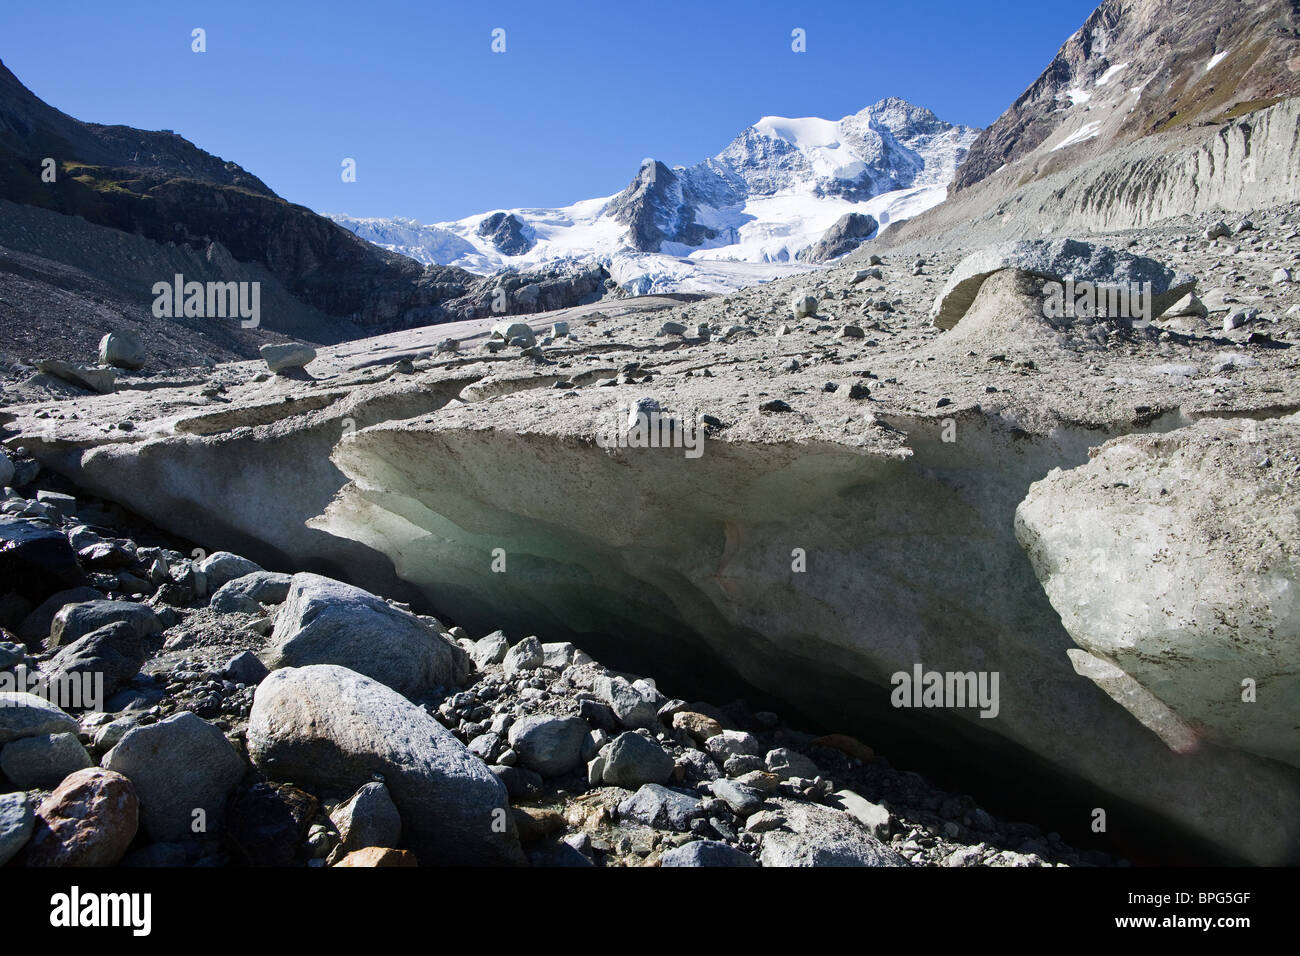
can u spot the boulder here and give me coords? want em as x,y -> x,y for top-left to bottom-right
98,331 -> 147,370
0,731 -> 92,788
930,239 -> 1195,330
48,600 -> 161,650
247,665 -> 523,865
593,674 -> 660,729
222,650 -> 269,685
330,781 -> 402,854
541,641 -> 579,669
600,731 -> 675,788
195,551 -> 263,591
265,573 -> 467,697
672,710 -> 723,745
0,640 -> 22,670
758,800 -> 909,867
1159,292 -> 1208,319
705,730 -> 763,761
710,778 -> 766,816
507,714 -> 589,777
0,519 -> 88,606
0,691 -> 77,744
209,571 -> 292,614
660,839 -> 757,867
578,699 -> 619,733
102,711 -> 247,841
491,321 -> 536,347
0,791 -> 34,866
490,764 -> 543,801
16,587 -> 104,647
44,620 -> 149,698
260,342 -> 317,373
36,359 -> 115,393
471,630 -> 510,668
24,768 -> 139,866
791,291 -> 819,317
765,747 -> 820,780
36,491 -> 76,520
334,847 -> 417,867
617,784 -> 705,831
502,635 -> 543,678
827,789 -> 892,839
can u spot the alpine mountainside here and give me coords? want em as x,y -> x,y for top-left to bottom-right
332,98 -> 979,294
952,0 -> 1300,192
875,0 -> 1300,249
0,59 -> 610,369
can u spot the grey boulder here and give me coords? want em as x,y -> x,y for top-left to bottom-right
507,714 -> 589,777
758,800 -> 909,867
265,573 -> 468,697
600,731 -> 674,789
248,665 -> 523,865
931,238 -> 1195,330
765,747 -> 820,780
330,781 -> 402,854
471,630 -> 510,668
98,331 -> 147,370
660,839 -> 757,867
260,342 -> 317,373
0,792 -> 34,866
102,711 -> 246,841
501,635 -> 543,678
0,692 -> 78,744
593,674 -> 661,729
210,571 -> 292,614
0,731 -> 92,788
44,620 -> 148,699
48,600 -> 161,649
618,784 -> 704,831
195,551 -> 263,591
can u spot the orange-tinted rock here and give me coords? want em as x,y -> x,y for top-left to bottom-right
672,711 -> 723,745
26,768 -> 138,866
334,847 -> 418,867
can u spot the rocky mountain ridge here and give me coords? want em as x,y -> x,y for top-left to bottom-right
877,0 -> 1300,252
0,59 -> 613,374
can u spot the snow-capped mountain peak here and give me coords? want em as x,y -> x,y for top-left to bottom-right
331,97 -> 978,294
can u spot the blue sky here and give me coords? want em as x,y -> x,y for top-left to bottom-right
1,0 -> 1098,223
